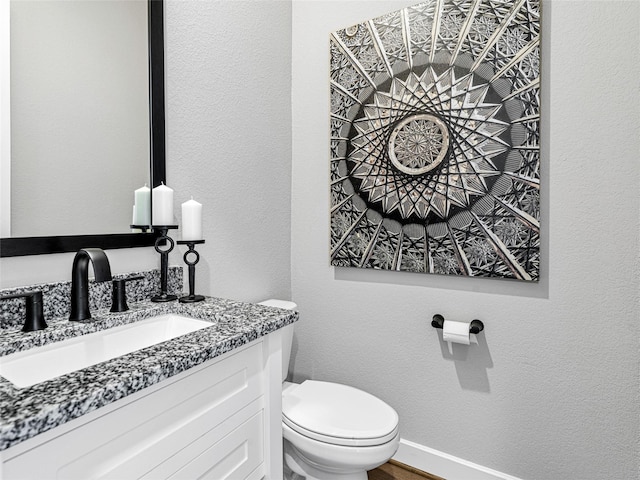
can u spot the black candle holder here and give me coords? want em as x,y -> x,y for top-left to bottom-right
151,225 -> 179,302
178,240 -> 205,303
130,224 -> 151,233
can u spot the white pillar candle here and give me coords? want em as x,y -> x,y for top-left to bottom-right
181,197 -> 203,240
152,183 -> 174,225
133,183 -> 151,226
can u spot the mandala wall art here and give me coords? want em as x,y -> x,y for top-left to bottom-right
329,0 -> 541,281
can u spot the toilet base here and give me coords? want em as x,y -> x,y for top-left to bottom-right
284,440 -> 370,480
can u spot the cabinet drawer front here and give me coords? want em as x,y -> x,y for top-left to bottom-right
144,402 -> 264,480
4,342 -> 265,479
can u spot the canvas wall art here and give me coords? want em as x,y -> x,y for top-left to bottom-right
329,0 -> 540,281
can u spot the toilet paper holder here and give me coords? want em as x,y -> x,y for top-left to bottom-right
431,314 -> 484,334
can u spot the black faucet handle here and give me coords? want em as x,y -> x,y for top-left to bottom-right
0,291 -> 48,332
110,276 -> 144,313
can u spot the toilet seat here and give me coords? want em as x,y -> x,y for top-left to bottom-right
282,380 -> 399,447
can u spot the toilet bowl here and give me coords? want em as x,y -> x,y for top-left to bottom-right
282,380 -> 400,480
258,300 -> 400,480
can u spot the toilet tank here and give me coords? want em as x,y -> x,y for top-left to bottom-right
258,299 -> 297,383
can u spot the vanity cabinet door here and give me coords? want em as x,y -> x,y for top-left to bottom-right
2,342 -> 266,480
141,402 -> 265,480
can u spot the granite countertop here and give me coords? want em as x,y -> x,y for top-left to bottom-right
0,297 -> 298,451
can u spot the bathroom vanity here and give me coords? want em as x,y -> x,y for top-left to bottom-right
0,297 -> 297,479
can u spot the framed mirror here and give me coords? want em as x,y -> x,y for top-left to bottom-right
0,0 -> 165,257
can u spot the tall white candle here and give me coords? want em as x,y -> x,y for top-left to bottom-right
152,183 -> 174,225
181,197 -> 203,240
133,184 -> 151,226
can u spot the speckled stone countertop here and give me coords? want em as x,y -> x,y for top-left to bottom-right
0,297 -> 298,451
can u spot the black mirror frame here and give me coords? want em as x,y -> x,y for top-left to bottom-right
0,0 -> 165,258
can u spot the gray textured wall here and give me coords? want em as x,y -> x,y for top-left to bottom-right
165,0 -> 293,302
290,1 -> 639,479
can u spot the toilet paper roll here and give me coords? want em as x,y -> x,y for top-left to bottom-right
442,319 -> 473,345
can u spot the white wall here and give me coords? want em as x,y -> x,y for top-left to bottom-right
0,248 -> 158,288
291,1 -> 639,479
0,0 -> 10,238
164,0 -> 293,302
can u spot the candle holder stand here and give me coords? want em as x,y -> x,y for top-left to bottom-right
130,224 -> 151,233
178,240 -> 205,303
151,225 -> 179,302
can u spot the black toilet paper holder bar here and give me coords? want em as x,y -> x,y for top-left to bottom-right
431,314 -> 484,334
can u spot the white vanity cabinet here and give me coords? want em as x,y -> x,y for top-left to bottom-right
0,330 -> 284,480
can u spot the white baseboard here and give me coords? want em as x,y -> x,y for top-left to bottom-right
393,439 -> 524,480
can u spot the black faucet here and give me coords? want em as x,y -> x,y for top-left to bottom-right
69,248 -> 112,322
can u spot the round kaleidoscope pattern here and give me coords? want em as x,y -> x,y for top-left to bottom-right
330,0 -> 540,281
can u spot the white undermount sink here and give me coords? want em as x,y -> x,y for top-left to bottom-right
0,314 -> 213,388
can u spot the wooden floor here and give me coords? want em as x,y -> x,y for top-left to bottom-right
368,460 -> 445,480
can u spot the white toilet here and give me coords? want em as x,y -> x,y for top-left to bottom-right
259,300 -> 400,480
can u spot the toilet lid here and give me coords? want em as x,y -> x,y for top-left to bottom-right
282,380 -> 399,447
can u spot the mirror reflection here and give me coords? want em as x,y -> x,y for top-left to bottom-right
8,0 -> 150,238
